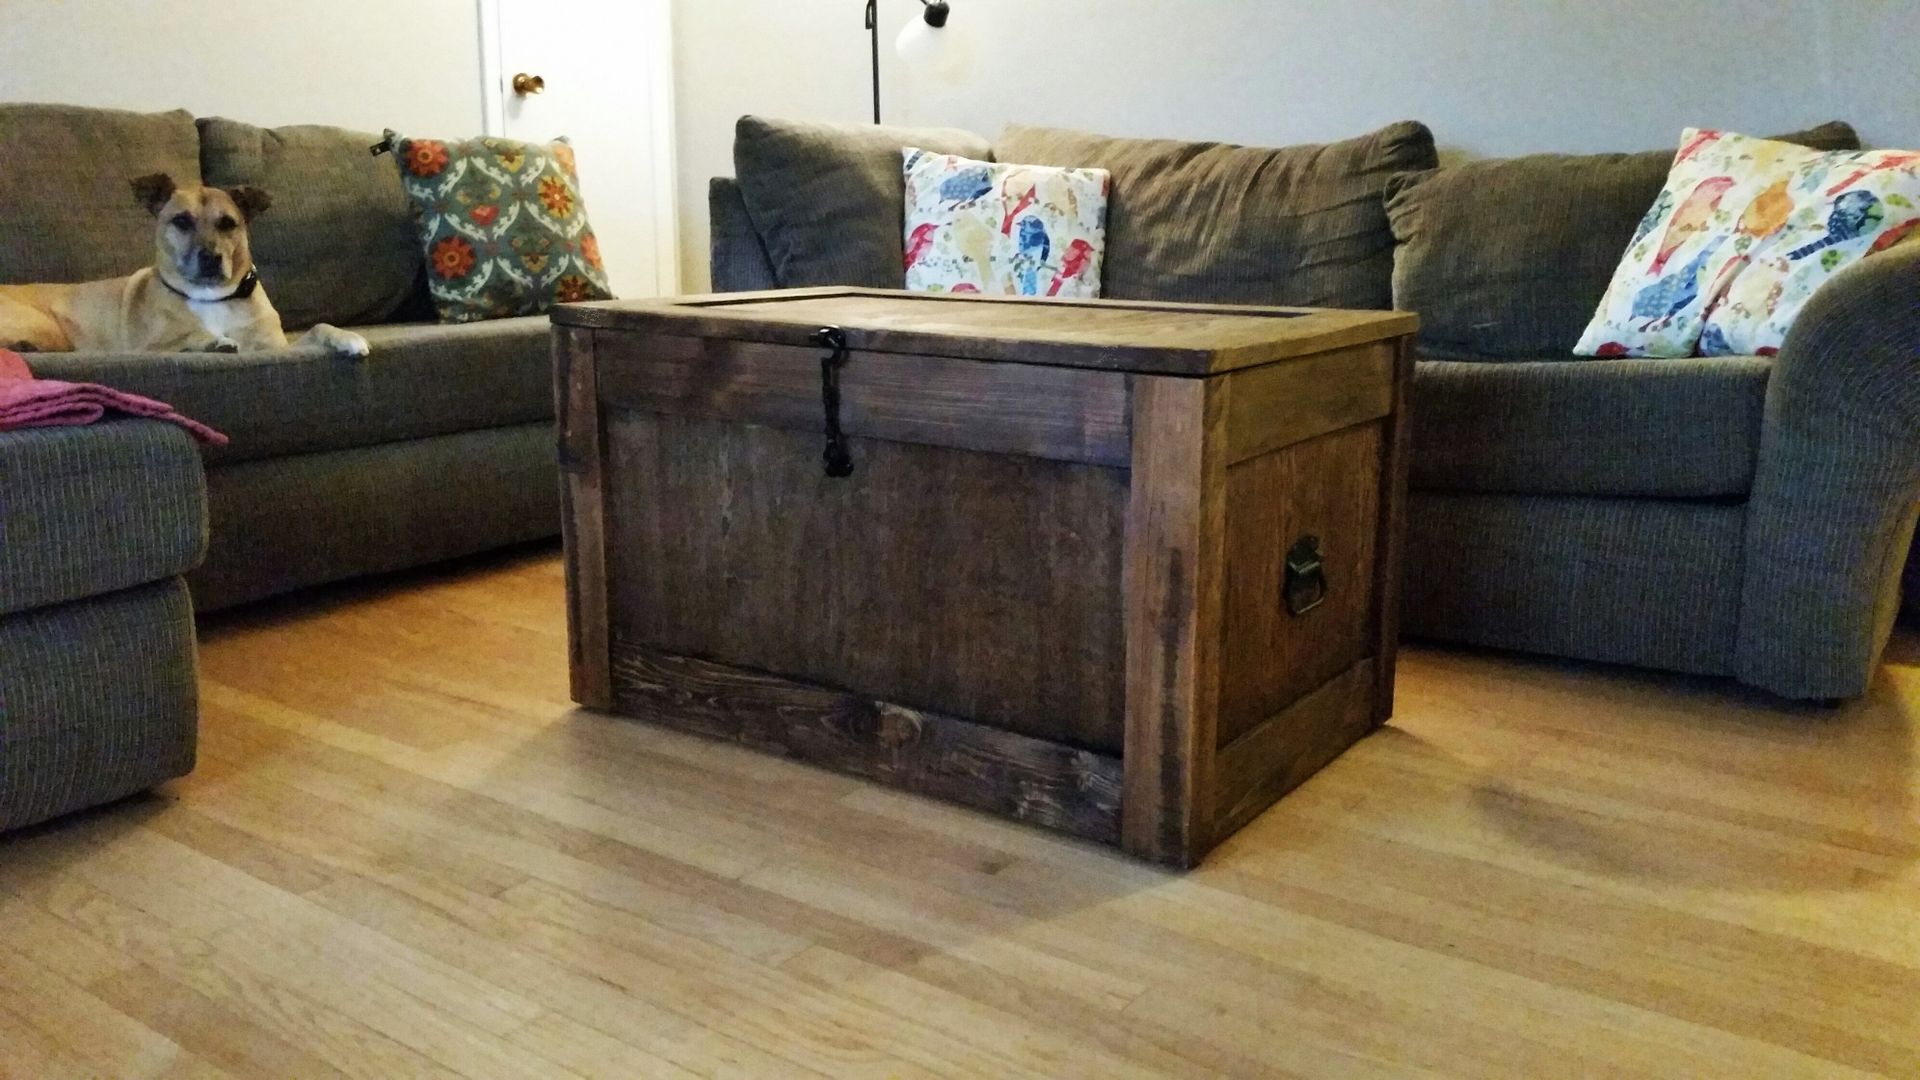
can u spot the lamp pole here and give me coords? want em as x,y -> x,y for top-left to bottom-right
865,0 -> 881,124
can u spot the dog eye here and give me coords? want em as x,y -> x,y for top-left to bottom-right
216,216 -> 238,232
169,213 -> 194,230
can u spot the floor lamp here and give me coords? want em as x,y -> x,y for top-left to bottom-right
864,0 -> 955,124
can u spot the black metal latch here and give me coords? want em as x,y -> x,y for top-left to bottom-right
1283,536 -> 1328,617
812,326 -> 855,478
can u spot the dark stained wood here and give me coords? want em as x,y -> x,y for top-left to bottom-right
608,641 -> 1125,844
1372,338 -> 1416,726
554,326 -> 610,709
1225,342 -> 1395,464
1120,375 -> 1228,867
1211,658 -> 1377,845
601,411 -> 1131,753
1217,423 -> 1384,747
595,332 -> 1132,466
561,290 -> 1417,865
553,287 -> 1420,377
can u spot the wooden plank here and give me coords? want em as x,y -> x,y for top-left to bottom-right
554,326 -> 611,709
607,642 -> 1125,845
595,332 -> 1133,466
1223,342 -> 1395,464
554,289 -> 1418,377
1120,374 -> 1229,867
1210,658 -> 1376,844
601,411 -> 1131,753
1372,337 -> 1415,726
1216,423 -> 1384,747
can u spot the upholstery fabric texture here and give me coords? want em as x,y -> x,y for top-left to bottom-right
1410,357 -> 1769,497
902,149 -> 1109,297
22,316 -> 553,467
387,131 -> 611,322
191,422 -> 560,612
1736,242 -> 1920,698
732,115 -> 992,288
0,104 -> 202,286
1402,492 -> 1745,677
0,421 -> 207,617
198,117 -> 425,330
0,579 -> 200,832
1388,121 -> 1860,359
1577,129 -> 1920,358
994,120 -> 1438,309
708,177 -> 778,292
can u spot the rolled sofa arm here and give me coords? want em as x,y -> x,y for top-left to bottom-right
709,177 -> 779,293
1737,241 -> 1920,699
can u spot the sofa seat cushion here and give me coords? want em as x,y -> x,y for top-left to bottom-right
23,316 -> 553,467
0,421 -> 207,617
198,118 -> 427,331
1410,356 -> 1770,497
0,104 -> 203,286
1386,122 -> 1860,360
733,116 -> 993,289
995,121 -> 1438,310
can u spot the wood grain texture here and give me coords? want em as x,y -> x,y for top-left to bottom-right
2,550 -> 1916,1078
1216,423 -> 1384,747
1372,337 -> 1415,726
554,326 -> 610,710
1212,658 -> 1377,843
602,411 -> 1131,753
554,288 -> 1420,376
1120,375 -> 1229,868
608,642 -> 1125,845
594,332 -> 1133,466
1223,341 -> 1395,464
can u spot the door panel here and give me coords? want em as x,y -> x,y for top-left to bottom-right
491,0 -> 673,298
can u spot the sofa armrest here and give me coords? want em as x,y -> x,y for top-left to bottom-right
0,420 -> 208,617
1737,242 -> 1920,698
709,176 -> 779,293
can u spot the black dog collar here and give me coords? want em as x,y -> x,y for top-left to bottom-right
160,267 -> 259,303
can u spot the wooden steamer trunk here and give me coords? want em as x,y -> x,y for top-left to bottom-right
553,288 -> 1416,867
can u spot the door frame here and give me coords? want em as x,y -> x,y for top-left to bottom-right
474,0 -> 681,295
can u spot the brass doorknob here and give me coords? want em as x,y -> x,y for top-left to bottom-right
512,73 -> 546,96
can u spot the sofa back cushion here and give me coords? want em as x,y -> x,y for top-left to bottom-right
198,118 -> 425,329
0,104 -> 202,286
994,122 -> 1438,310
1386,121 -> 1860,359
733,116 -> 992,289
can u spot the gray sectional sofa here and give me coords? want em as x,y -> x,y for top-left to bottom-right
710,116 -> 1920,700
0,420 -> 205,830
1,103 -> 560,613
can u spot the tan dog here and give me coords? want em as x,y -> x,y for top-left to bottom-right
0,174 -> 368,358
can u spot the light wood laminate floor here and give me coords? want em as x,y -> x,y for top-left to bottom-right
2,546 -> 1915,1078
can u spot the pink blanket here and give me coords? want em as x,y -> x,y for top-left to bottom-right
0,349 -> 227,446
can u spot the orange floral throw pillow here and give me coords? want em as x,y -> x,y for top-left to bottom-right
383,130 -> 611,322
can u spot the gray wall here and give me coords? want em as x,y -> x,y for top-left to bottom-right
675,0 -> 1919,290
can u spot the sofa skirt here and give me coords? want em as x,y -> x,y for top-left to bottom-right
1402,492 -> 1746,678
0,578 -> 199,831
191,422 -> 561,612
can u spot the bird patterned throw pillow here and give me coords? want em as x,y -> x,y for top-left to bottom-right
902,149 -> 1109,298
1577,129 -> 1920,358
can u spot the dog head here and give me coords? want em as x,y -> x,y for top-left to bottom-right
131,173 -> 271,299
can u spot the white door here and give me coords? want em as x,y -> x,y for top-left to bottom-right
481,0 -> 678,298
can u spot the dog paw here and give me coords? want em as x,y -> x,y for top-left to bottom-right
329,332 -> 371,360
198,338 -> 240,354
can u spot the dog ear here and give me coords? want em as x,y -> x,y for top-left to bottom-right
225,185 -> 273,222
130,173 -> 177,215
